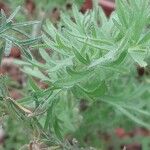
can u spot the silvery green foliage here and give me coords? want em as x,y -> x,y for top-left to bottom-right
5,0 -> 150,148
0,6 -> 41,126
0,6 -> 41,61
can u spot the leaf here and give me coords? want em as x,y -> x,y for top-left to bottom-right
116,0 -> 128,28
12,27 -> 31,38
22,67 -> 50,81
89,28 -> 130,68
97,6 -> 108,25
44,105 -> 53,130
12,20 -> 41,27
0,47 -> 3,64
0,9 -> 7,23
20,47 -> 33,60
123,106 -> 150,117
0,22 -> 12,34
78,81 -> 107,97
73,47 -> 89,65
116,105 -> 150,129
7,6 -> 21,23
54,69 -> 93,88
112,18 -> 125,33
18,36 -> 41,46
32,90 -> 61,117
66,67 -> 89,76
61,13 -> 78,33
29,78 -> 40,91
85,53 -> 90,64
43,34 -> 69,56
66,30 -> 113,45
14,59 -> 32,66
110,51 -> 127,66
39,48 -> 56,66
101,99 -> 150,129
138,31 -> 150,44
78,38 -> 112,51
72,5 -> 82,27
4,39 -> 12,56
128,48 -> 147,67
56,34 -> 65,48
132,0 -> 148,42
47,57 -> 73,73
44,20 -> 57,40
53,117 -> 63,139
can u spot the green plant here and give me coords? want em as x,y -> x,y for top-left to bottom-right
0,6 -> 41,60
0,6 -> 41,150
1,0 -> 150,149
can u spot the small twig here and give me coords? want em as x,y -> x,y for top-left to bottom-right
5,97 -> 33,115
